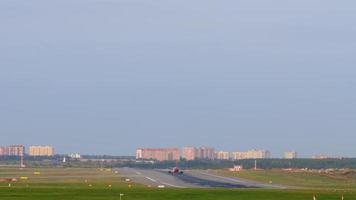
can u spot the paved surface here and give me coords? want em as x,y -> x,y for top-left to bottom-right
184,170 -> 287,189
116,168 -> 286,189
117,168 -> 198,188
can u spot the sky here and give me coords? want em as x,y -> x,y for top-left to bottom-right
1,0 -> 355,157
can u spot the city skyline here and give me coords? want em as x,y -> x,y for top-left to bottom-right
0,139 -> 352,158
0,143 -> 348,159
0,140 -> 352,158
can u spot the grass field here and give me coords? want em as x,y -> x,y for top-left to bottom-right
212,169 -> 356,190
0,168 -> 355,200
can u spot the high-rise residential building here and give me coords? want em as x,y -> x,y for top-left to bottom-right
216,151 -> 230,160
231,150 -> 271,160
183,147 -> 197,160
197,147 -> 215,159
284,151 -> 297,159
231,152 -> 245,160
136,148 -> 180,161
136,148 -> 143,159
0,147 -> 7,155
182,147 -> 216,160
0,145 -> 25,156
29,146 -> 54,156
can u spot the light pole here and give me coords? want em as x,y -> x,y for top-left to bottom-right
254,160 -> 257,170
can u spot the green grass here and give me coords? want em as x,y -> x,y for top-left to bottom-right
212,169 -> 356,190
0,187 -> 354,200
0,168 -> 355,200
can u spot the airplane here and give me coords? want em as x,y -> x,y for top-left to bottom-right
168,166 -> 184,175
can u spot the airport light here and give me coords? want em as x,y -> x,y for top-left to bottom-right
120,193 -> 124,200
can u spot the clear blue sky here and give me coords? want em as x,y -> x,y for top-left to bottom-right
1,0 -> 355,157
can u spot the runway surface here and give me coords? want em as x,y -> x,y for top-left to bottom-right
117,168 -> 198,188
117,168 -> 286,189
184,170 -> 286,189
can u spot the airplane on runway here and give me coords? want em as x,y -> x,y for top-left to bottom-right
167,160 -> 184,175
168,166 -> 184,175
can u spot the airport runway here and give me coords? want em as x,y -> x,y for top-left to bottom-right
117,168 -> 198,188
184,170 -> 287,189
117,168 -> 286,189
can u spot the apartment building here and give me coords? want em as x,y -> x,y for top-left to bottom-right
182,147 -> 216,160
232,150 -> 271,160
136,148 -> 180,161
216,151 -> 230,160
29,146 -> 55,156
284,151 -> 297,159
0,145 -> 25,156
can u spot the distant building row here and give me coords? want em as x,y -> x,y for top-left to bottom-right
182,147 -> 216,160
136,147 -> 216,161
183,148 -> 272,160
136,148 -> 180,161
284,151 -> 298,159
230,150 -> 271,160
136,147 -> 297,161
0,145 -> 25,156
0,145 -> 54,157
29,146 -> 55,156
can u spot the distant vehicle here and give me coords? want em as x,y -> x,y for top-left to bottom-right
168,166 -> 183,175
157,185 -> 165,188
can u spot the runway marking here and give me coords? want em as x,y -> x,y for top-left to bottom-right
124,175 -> 142,177
197,172 -> 247,183
197,171 -> 286,189
145,176 -> 157,182
162,182 -> 185,188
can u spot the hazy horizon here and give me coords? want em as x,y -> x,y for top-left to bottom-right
1,0 -> 355,157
